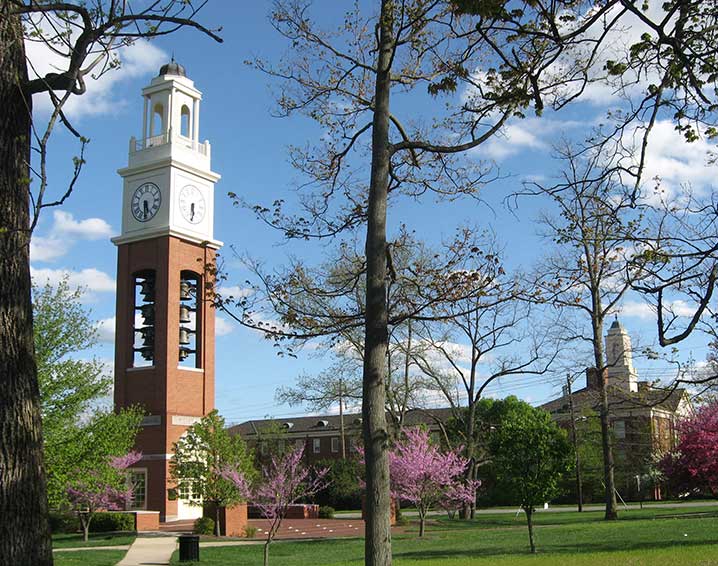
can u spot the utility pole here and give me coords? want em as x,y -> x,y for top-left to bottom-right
567,374 -> 584,512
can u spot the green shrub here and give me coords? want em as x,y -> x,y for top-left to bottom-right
243,525 -> 257,538
90,512 -> 135,533
48,511 -> 80,534
318,506 -> 335,519
194,516 -> 215,535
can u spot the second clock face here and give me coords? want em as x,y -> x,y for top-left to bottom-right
179,185 -> 206,224
131,183 -> 161,222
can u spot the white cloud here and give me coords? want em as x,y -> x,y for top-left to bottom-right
30,235 -> 70,262
30,210 -> 113,263
618,299 -> 697,321
97,316 -> 116,343
32,267 -> 116,295
477,117 -> 586,162
634,120 -> 716,197
52,210 -> 113,240
215,316 -> 235,337
27,36 -> 166,120
218,285 -> 254,299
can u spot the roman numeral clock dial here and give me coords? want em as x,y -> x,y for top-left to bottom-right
131,182 -> 161,222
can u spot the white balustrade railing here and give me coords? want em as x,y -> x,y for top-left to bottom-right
129,130 -> 209,156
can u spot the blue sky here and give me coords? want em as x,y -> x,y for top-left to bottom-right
27,2 -> 716,425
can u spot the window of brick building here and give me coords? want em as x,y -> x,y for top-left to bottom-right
313,438 -> 321,454
331,437 -> 339,453
613,420 -> 626,439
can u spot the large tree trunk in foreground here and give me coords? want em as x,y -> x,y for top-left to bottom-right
0,11 -> 54,566
362,2 -> 394,565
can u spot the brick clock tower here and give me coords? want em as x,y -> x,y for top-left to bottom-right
112,61 -> 221,521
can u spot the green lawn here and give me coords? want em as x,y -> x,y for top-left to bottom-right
170,507 -> 718,565
52,532 -> 136,549
53,549 -> 127,566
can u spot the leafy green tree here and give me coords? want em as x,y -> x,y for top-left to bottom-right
171,410 -> 255,536
315,458 -> 363,510
33,279 -> 143,507
489,400 -> 573,554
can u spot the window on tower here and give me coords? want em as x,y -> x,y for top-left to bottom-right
179,271 -> 201,368
133,270 -> 156,367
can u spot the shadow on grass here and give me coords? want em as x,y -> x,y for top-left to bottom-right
393,538 -> 718,561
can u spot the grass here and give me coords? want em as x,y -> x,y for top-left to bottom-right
170,506 -> 718,565
52,531 -> 136,549
53,549 -> 127,566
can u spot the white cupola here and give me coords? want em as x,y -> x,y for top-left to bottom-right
113,61 -> 222,249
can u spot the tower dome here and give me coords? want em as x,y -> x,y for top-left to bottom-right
158,60 -> 186,77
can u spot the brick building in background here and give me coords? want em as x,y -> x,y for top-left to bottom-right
229,408 -> 454,463
112,61 -> 221,521
540,319 -> 692,500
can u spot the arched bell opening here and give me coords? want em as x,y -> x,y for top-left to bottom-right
180,105 -> 191,138
179,270 -> 201,368
132,270 -> 156,367
151,103 -> 165,137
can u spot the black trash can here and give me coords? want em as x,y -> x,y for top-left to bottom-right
178,534 -> 200,562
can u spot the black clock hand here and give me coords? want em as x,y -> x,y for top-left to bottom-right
190,202 -> 195,221
143,200 -> 149,219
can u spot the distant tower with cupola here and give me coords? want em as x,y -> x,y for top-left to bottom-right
605,318 -> 638,393
112,61 -> 221,521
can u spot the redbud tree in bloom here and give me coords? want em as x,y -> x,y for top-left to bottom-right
223,445 -> 328,566
66,450 -> 142,541
659,401 -> 718,496
389,428 -> 479,537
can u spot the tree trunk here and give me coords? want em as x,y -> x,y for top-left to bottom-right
362,2 -> 394,565
215,504 -> 221,536
0,11 -> 54,566
418,513 -> 425,538
80,513 -> 90,543
567,376 -> 584,512
592,319 -> 618,520
525,507 -> 536,553
339,391 -> 346,459
263,540 -> 270,566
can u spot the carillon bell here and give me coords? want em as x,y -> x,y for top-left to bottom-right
139,278 -> 155,302
178,347 -> 194,362
179,326 -> 194,345
179,280 -> 194,300
179,304 -> 193,323
139,326 -> 155,347
139,304 -> 155,325
136,346 -> 154,362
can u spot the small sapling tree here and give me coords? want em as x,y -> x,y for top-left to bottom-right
66,451 -> 141,541
489,402 -> 572,553
171,410 -> 255,536
223,445 -> 328,566
388,428 -> 478,537
659,401 -> 718,497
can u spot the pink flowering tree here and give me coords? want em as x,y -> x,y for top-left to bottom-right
223,445 -> 328,566
67,450 -> 142,541
659,402 -> 718,497
388,428 -> 479,537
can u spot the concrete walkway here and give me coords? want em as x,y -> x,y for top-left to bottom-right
116,535 -> 177,566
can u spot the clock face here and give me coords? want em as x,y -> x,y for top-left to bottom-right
131,183 -> 161,222
179,185 -> 206,225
